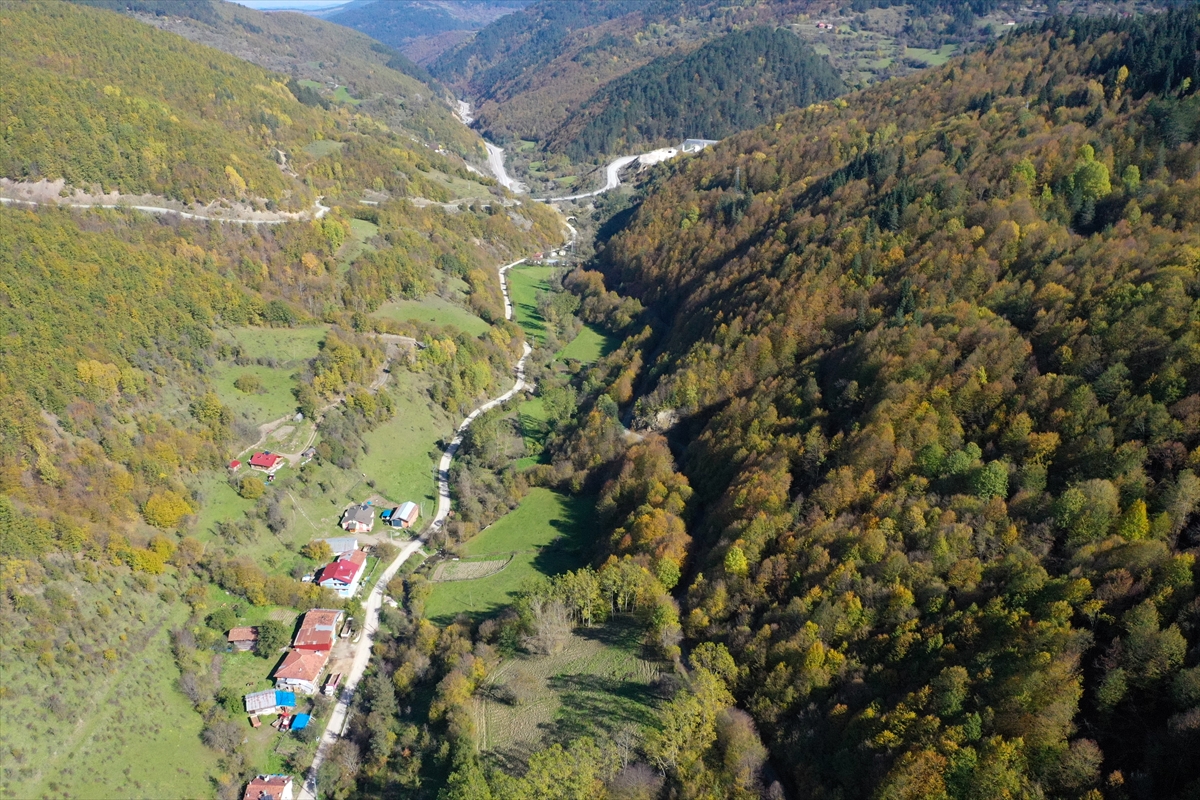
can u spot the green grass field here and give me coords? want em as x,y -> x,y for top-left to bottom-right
355,370 -> 451,515
211,362 -> 300,424
506,265 -> 554,344
425,488 -> 593,623
302,139 -> 343,158
225,325 -> 328,363
331,86 -> 361,105
476,618 -> 663,758
556,324 -> 616,364
906,44 -> 958,66
371,294 -> 491,337
0,577 -> 220,799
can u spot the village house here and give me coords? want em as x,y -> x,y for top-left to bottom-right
243,689 -> 296,716
249,451 -> 284,475
292,608 -> 343,651
382,500 -> 420,529
340,502 -> 375,533
242,774 -> 294,800
272,648 -> 330,695
318,550 -> 367,598
227,626 -> 258,651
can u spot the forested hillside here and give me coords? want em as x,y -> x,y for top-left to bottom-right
498,8 -> 1200,798
428,0 -> 816,143
97,0 -> 484,158
547,27 -> 846,162
326,0 -> 530,65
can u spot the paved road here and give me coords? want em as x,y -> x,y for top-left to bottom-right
485,142 -> 527,194
297,257 -> 532,800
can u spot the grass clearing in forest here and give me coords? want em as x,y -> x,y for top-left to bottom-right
226,325 -> 328,363
302,139 -> 343,158
475,618 -> 663,759
371,294 -> 491,337
556,324 -> 616,365
506,265 -> 554,344
425,488 -> 593,622
906,44 -> 957,66
358,371 -> 451,512
211,361 -> 300,424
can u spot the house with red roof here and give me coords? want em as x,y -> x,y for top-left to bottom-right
318,550 -> 367,598
249,452 -> 284,474
227,626 -> 258,652
273,648 -> 330,695
243,774 -> 294,800
292,608 -> 343,652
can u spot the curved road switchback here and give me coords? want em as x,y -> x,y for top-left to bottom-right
299,257 -> 534,800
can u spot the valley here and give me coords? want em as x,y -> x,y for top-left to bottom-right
2,1 -> 1199,800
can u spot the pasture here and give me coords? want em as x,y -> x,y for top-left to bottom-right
505,265 -> 554,344
371,294 -> 491,337
357,371 -> 451,511
475,618 -> 664,760
556,324 -> 616,365
425,488 -> 593,622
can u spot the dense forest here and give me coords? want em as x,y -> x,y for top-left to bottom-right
549,27 -> 846,162
536,7 -> 1200,798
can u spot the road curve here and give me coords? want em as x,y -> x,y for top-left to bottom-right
298,258 -> 533,800
535,154 -> 640,203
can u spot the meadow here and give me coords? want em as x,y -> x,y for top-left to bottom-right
425,488 -> 594,623
555,324 -> 616,364
475,618 -> 664,759
371,294 -> 491,337
505,265 -> 554,344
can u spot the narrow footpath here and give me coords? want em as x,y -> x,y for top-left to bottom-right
297,257 -> 534,800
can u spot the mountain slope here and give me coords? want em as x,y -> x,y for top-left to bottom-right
547,26 -> 846,162
430,0 -> 817,142
85,0 -> 483,158
556,9 -> 1200,798
325,0 -> 530,65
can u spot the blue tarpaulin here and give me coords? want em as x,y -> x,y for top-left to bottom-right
275,691 -> 296,708
292,713 -> 311,730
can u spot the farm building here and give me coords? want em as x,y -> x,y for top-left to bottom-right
318,550 -> 367,598
273,648 -> 330,695
243,689 -> 296,715
249,452 -> 284,474
340,502 -> 375,533
300,446 -> 317,463
321,536 -> 358,555
227,626 -> 258,651
292,608 -> 343,651
242,774 -> 294,800
384,501 -> 420,529
228,459 -> 241,471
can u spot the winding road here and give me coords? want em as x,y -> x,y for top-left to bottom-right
298,257 -> 535,800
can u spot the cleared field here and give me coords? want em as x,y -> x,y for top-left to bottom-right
226,325 -> 328,363
431,557 -> 511,582
211,362 -> 300,423
357,371 -> 451,512
476,618 -> 663,758
506,265 -> 555,344
906,44 -> 958,66
372,294 -> 491,337
303,139 -> 343,158
331,86 -> 360,105
556,324 -> 616,365
425,488 -> 593,622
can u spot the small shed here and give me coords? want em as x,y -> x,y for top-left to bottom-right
228,626 -> 258,651
291,713 -> 311,731
229,459 -> 242,471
